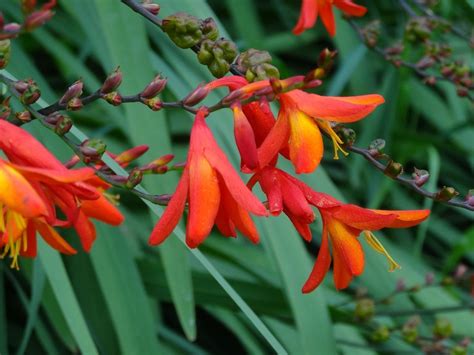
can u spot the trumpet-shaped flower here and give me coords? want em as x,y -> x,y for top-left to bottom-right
0,120 -> 123,267
258,90 -> 384,173
293,0 -> 367,36
149,108 -> 268,248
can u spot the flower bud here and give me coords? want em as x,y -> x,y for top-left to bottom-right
66,97 -> 83,111
433,319 -> 453,339
59,80 -> 83,104
317,48 -> 337,73
336,127 -> 356,146
140,75 -> 167,99
0,39 -> 11,69
384,160 -> 404,178
182,84 -> 209,106
423,76 -> 437,86
15,111 -> 31,123
354,298 -> 375,322
466,189 -> 474,207
454,264 -> 467,280
0,23 -> 21,39
0,103 -> 11,120
54,115 -> 73,136
368,138 -> 385,156
102,92 -> 122,106
144,154 -> 174,170
115,145 -> 149,165
20,82 -> 41,105
80,138 -> 107,163
24,10 -> 54,31
412,167 -> 430,187
162,13 -> 202,49
201,17 -> 219,41
451,345 -> 468,355
101,67 -> 122,94
456,86 -> 469,97
125,168 -> 143,189
396,278 -> 406,292
441,65 -> 454,77
435,186 -> 459,201
14,80 -> 29,94
402,317 -> 420,343
371,325 -> 390,343
143,97 -> 162,111
142,3 -> 160,15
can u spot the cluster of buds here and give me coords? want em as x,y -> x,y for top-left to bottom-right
79,138 -> 107,164
361,20 -> 380,48
234,49 -> 280,82
0,1 -> 56,41
14,79 -> 41,105
198,38 -> 238,78
440,61 -> 473,97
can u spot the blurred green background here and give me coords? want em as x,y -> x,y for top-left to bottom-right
0,0 -> 473,354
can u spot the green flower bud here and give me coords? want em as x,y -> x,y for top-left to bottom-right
355,298 -> 375,322
371,325 -> 390,343
201,17 -> 219,41
0,39 -> 11,69
433,319 -> 453,339
162,13 -> 202,48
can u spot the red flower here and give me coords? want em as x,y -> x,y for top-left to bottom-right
0,120 -> 123,267
293,0 -> 367,36
149,108 -> 268,248
258,90 -> 384,173
250,168 -> 430,292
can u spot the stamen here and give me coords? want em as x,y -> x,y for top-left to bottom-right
364,231 -> 401,272
317,121 -> 349,160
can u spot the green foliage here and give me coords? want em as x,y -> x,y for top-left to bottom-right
0,1 -> 472,354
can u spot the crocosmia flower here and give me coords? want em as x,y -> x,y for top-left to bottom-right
293,0 -> 367,36
249,168 -> 430,292
149,108 -> 268,248
0,120 -> 124,268
258,90 -> 384,173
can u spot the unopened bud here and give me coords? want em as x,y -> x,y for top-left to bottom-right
143,97 -> 162,111
396,278 -> 406,292
456,86 -> 469,97
368,138 -> 385,156
102,92 -> 122,106
466,189 -> 474,207
1,23 -> 21,38
149,154 -> 174,167
0,39 -> 11,69
59,80 -> 83,104
20,83 -> 41,105
115,145 -> 149,165
269,78 -> 283,94
435,186 -> 459,201
80,138 -> 106,162
221,89 -> 246,106
54,115 -> 73,135
433,319 -> 453,339
125,168 -> 143,189
140,75 -> 167,99
412,167 -> 430,186
0,101 -> 11,120
371,325 -> 390,343
101,67 -> 122,94
182,84 -> 209,106
317,48 -> 337,71
423,76 -> 437,86
384,160 -> 403,178
66,97 -> 83,111
416,56 -> 435,69
15,111 -> 31,122
142,3 -> 160,15
441,65 -> 454,77
454,264 -> 467,280
354,298 -> 375,322
14,80 -> 29,94
402,317 -> 420,343
24,10 -> 54,31
425,272 -> 435,285
337,127 -> 356,146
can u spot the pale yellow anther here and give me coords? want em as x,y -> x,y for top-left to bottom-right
317,120 -> 349,160
364,231 -> 401,272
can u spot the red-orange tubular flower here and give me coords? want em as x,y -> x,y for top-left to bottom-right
249,168 -> 430,292
293,0 -> 367,36
0,120 -> 123,268
258,90 -> 384,174
149,108 -> 268,248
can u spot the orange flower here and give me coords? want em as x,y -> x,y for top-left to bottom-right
149,108 -> 268,248
293,0 -> 367,36
0,120 -> 124,268
258,90 -> 384,173
303,204 -> 430,292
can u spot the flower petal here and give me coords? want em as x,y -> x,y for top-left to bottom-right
327,214 -> 364,277
302,220 -> 331,292
187,155 -> 220,248
242,100 -> 276,148
81,194 -> 124,226
35,221 -> 76,255
288,110 -> 324,174
287,214 -> 313,242
0,160 -> 47,218
334,0 -> 367,16
319,1 -> 336,36
292,0 -> 318,35
259,168 -> 283,216
331,204 -> 398,230
370,209 -> 430,228
232,104 -> 259,172
148,168 -> 189,246
74,211 -> 96,252
280,173 -> 315,223
286,90 -> 384,123
12,164 -> 95,183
